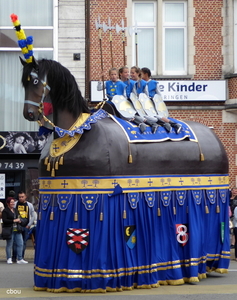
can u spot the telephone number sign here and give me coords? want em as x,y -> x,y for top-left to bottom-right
0,162 -> 25,170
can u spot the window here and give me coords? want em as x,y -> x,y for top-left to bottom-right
133,2 -> 156,72
163,1 -> 187,75
133,0 -> 187,75
0,0 -> 58,131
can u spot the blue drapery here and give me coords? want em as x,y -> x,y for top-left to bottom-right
34,188 -> 230,292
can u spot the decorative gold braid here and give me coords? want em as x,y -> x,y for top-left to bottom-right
42,115 -> 55,128
43,114 -> 90,176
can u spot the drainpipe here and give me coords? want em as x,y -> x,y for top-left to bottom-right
85,0 -> 91,102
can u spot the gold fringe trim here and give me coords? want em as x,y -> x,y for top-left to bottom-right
44,156 -> 49,165
59,155 -> 64,165
46,162 -> 51,171
51,168 -> 55,177
215,268 -> 228,274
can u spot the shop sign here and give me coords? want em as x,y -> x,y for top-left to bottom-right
157,80 -> 226,101
90,80 -> 226,102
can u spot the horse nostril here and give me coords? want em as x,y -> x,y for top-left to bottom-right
28,111 -> 34,120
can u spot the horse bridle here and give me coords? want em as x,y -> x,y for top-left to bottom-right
25,71 -> 51,109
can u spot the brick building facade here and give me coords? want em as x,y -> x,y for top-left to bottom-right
87,0 -> 237,188
1,0 -> 237,198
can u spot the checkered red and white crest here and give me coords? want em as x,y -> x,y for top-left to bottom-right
66,228 -> 89,254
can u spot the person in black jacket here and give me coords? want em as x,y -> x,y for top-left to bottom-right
2,197 -> 28,264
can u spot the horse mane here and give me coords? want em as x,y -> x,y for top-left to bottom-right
21,59 -> 90,118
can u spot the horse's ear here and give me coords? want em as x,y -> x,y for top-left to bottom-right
19,56 -> 27,66
32,56 -> 39,71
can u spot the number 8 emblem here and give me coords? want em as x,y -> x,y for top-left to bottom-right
176,224 -> 189,245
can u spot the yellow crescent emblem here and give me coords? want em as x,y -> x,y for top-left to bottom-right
125,226 -> 130,236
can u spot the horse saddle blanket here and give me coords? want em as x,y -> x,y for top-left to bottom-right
109,114 -> 198,143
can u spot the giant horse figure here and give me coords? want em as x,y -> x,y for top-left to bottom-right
20,56 -> 230,292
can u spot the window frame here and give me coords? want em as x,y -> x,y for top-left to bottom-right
132,1 -> 157,74
132,0 -> 187,76
162,1 -> 187,75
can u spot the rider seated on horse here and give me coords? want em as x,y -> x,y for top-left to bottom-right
133,66 -> 182,134
97,67 -> 148,132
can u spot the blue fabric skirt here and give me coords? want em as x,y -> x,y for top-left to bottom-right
34,187 -> 230,292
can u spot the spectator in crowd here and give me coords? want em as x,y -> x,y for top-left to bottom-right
230,187 -> 237,248
232,198 -> 237,261
2,197 -> 28,264
13,191 -> 35,261
0,200 -> 4,237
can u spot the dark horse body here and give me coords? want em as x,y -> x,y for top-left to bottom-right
21,59 -> 230,293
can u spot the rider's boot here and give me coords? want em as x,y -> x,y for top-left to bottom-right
156,119 -> 172,133
132,115 -> 147,133
170,122 -> 182,134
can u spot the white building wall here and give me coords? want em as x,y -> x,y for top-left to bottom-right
58,0 -> 86,96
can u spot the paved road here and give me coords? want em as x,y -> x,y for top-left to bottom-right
0,257 -> 237,300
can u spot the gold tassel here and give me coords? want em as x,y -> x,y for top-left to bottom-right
200,153 -> 205,161
55,161 -> 59,170
38,211 -> 41,220
47,162 -> 51,171
50,211 -> 54,220
216,205 -> 220,213
123,210 -> 127,219
59,155 -> 64,165
44,157 -> 49,165
51,168 -> 55,177
205,205 -> 209,214
100,212 -> 103,221
157,207 -> 161,216
74,212 -> 78,221
173,207 -> 176,215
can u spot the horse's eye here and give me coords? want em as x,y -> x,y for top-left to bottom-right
33,79 -> 39,85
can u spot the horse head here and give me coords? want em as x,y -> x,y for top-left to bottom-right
21,56 -> 51,122
21,57 -> 90,129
